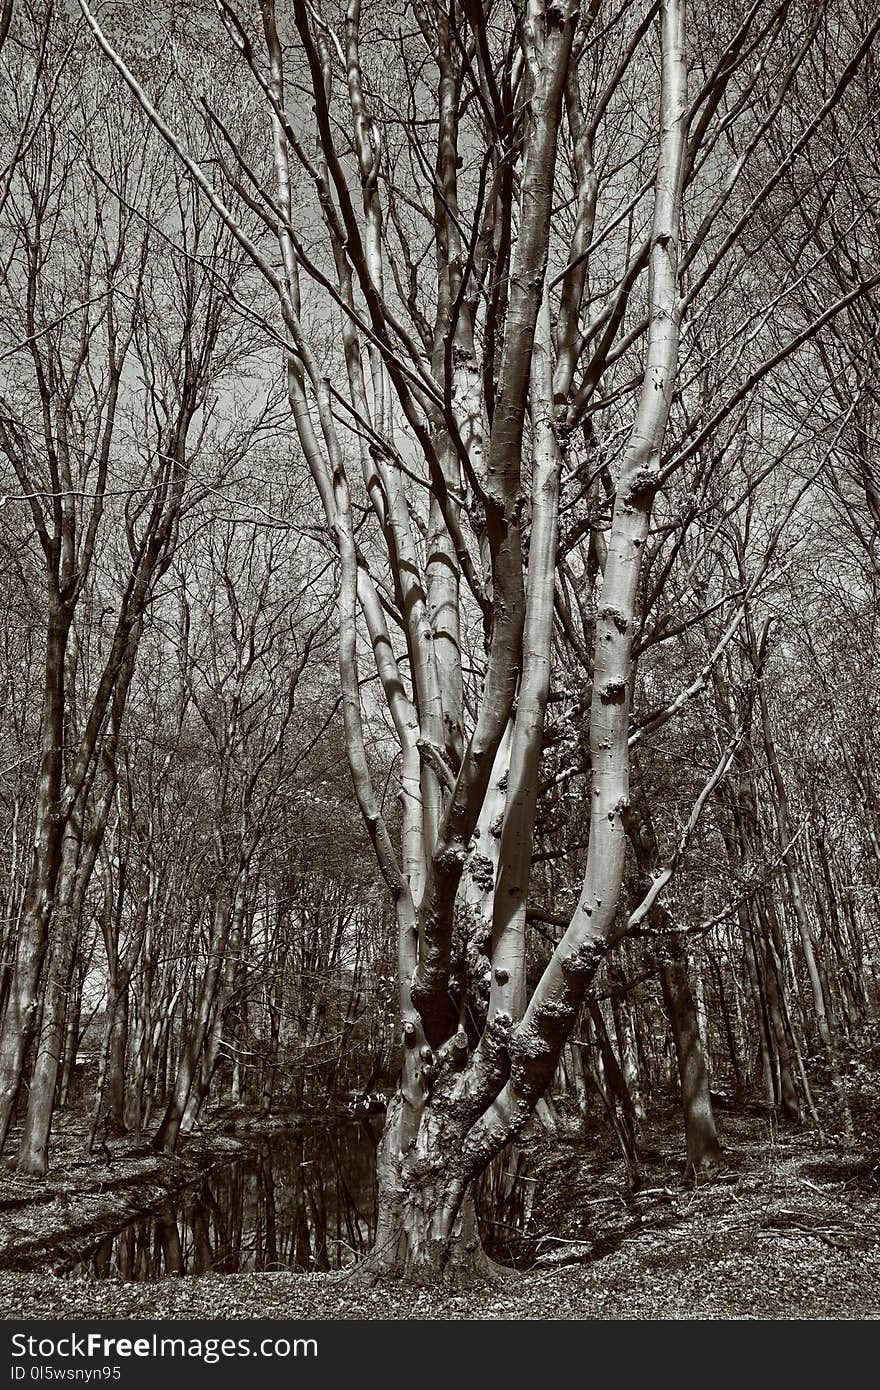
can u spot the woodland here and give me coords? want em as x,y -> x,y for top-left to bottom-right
0,0 -> 879,1311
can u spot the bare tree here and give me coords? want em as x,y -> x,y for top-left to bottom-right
62,0 -> 880,1277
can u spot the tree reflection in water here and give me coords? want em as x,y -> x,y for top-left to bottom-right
64,1123 -> 536,1280
65,1123 -> 379,1279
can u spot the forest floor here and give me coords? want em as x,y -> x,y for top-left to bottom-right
0,1090 -> 879,1319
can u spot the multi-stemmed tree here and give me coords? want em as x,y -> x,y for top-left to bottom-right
74,0 -> 880,1276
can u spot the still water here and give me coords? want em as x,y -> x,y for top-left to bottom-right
63,1122 -> 535,1280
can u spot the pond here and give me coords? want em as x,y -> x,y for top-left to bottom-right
63,1122 -> 537,1280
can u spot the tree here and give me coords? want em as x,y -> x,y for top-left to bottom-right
0,8 -> 263,1170
72,0 -> 880,1278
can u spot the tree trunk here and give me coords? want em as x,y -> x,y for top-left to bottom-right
356,1095 -> 497,1284
103,985 -> 129,1135
18,800 -> 108,1174
660,947 -> 722,1176
57,959 -> 83,1108
152,887 -> 233,1154
706,946 -> 743,1096
611,989 -> 646,1122
743,922 -> 776,1104
0,599 -> 69,1150
16,907 -> 78,1175
259,940 -> 286,1119
761,920 -> 801,1122
587,998 -> 641,1177
752,634 -> 853,1140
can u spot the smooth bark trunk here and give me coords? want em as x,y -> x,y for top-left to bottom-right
660,949 -> 723,1175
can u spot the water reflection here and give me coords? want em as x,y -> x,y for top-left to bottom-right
65,1123 -> 378,1280
64,1123 -> 536,1280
